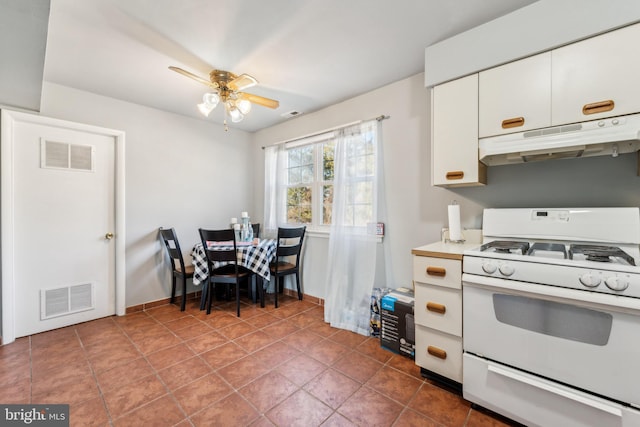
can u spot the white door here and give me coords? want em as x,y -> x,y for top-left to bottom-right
2,110 -> 126,342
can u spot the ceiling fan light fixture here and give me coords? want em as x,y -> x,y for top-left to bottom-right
197,102 -> 214,117
236,98 -> 252,115
227,103 -> 244,123
202,91 -> 220,107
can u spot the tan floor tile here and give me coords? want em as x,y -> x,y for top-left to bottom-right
96,357 -> 155,391
190,392 -> 259,426
303,368 -> 360,409
103,375 -> 167,419
173,372 -> 233,416
70,396 -> 110,427
157,355 -> 212,390
184,330 -> 228,354
337,386 -> 403,426
275,354 -> 327,387
146,343 -> 195,371
408,382 -> 471,426
365,366 -> 423,405
266,389 -> 333,426
217,354 -> 272,388
113,395 -> 185,427
239,371 -> 299,413
334,351 -> 384,384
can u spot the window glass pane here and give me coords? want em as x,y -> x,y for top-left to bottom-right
323,184 -> 333,225
300,165 -> 314,183
287,186 -> 312,224
323,142 -> 335,181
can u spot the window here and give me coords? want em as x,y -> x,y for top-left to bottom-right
282,129 -> 375,229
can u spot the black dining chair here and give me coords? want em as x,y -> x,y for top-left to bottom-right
198,228 -> 253,316
159,227 -> 195,311
269,226 -> 306,308
252,223 -> 260,239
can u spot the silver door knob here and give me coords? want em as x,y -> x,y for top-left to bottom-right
105,232 -> 114,240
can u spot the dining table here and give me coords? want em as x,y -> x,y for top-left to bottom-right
191,238 -> 278,288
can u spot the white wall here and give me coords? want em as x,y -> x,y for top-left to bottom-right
251,73 -> 479,299
40,82 -> 254,307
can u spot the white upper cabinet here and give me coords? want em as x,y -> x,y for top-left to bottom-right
552,23 -> 640,126
479,52 -> 552,138
432,74 -> 486,187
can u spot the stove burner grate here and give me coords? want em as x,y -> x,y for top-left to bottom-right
527,242 -> 567,259
480,240 -> 530,255
569,244 -> 636,266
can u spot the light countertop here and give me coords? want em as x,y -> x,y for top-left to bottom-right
411,229 -> 482,260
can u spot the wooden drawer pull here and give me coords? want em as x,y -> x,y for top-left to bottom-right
445,171 -> 464,180
582,100 -> 615,115
427,346 -> 447,360
501,117 -> 525,129
426,302 -> 446,314
426,266 -> 446,277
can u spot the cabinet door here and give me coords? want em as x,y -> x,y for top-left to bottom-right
415,325 -> 462,382
552,23 -> 640,125
432,74 -> 486,186
479,52 -> 552,137
414,282 -> 462,336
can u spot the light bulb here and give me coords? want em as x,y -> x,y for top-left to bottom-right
202,92 -> 220,107
197,102 -> 214,117
237,99 -> 252,115
227,104 -> 244,123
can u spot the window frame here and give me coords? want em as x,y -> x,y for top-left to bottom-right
281,132 -> 375,233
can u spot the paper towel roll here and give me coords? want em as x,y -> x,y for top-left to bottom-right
448,204 -> 462,241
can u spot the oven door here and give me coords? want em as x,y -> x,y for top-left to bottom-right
462,273 -> 640,407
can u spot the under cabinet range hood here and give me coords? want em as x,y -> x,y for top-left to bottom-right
479,113 -> 640,166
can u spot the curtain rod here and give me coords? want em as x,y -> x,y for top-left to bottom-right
261,114 -> 390,149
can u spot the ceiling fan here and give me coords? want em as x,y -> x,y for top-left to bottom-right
169,66 -> 279,126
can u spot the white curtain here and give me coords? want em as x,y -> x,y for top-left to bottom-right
324,119 -> 383,335
263,144 -> 287,239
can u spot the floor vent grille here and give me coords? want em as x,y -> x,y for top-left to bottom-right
41,283 -> 94,320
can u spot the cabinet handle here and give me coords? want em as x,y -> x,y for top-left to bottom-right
445,171 -> 464,180
426,302 -> 446,314
427,346 -> 447,360
582,100 -> 615,115
426,266 -> 446,277
501,117 -> 525,129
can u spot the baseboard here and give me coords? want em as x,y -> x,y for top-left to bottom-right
125,288 -> 323,314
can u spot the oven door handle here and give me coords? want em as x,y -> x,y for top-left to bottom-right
487,365 -> 623,417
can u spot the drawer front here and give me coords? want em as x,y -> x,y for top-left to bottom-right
414,283 -> 462,335
413,256 -> 461,289
415,325 -> 462,382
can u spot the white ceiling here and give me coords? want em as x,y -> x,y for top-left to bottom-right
42,0 -> 537,132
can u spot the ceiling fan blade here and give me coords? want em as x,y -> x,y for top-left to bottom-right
228,73 -> 258,91
239,92 -> 279,109
169,66 -> 219,89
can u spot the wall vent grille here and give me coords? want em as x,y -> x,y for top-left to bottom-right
41,139 -> 94,172
41,283 -> 94,320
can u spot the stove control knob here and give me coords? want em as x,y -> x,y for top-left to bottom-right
482,262 -> 497,274
499,264 -> 515,277
605,276 -> 629,291
579,273 -> 601,288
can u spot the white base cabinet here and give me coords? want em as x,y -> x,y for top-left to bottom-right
412,241 -> 478,385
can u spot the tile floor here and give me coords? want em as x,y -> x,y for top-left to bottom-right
0,294 -> 520,426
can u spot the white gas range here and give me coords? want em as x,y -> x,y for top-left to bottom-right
462,207 -> 640,427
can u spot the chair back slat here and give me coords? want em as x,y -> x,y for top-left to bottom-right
198,228 -> 238,264
160,227 -> 187,271
276,226 -> 306,260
